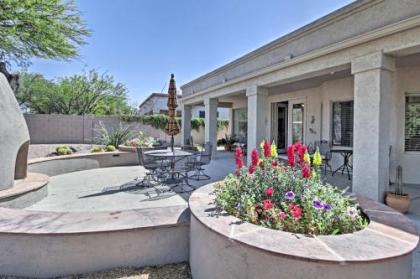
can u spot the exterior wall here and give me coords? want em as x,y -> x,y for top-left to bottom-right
392,65 -> 420,184
182,0 -> 420,96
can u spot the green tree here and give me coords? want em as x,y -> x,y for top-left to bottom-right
0,0 -> 90,68
16,69 -> 134,116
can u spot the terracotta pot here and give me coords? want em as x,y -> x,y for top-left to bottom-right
224,145 -> 232,152
385,192 -> 410,214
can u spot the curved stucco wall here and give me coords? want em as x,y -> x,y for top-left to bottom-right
189,183 -> 419,279
0,73 -> 30,190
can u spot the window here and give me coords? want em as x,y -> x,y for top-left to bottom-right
405,94 -> 420,152
199,111 -> 205,118
233,108 -> 247,142
332,101 -> 353,146
292,104 -> 304,143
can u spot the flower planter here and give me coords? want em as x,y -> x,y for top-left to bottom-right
385,192 -> 411,213
189,183 -> 419,279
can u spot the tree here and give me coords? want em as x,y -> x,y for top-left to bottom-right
0,0 -> 90,68
16,69 -> 134,116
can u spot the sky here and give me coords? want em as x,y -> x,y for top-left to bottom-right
29,0 -> 354,106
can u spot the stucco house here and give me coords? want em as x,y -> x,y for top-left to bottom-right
139,92 -> 230,119
180,0 -> 420,202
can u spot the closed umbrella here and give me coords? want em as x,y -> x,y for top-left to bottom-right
165,74 -> 180,152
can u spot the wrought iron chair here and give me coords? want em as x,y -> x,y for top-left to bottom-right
135,147 -> 169,187
189,142 -> 213,181
314,140 -> 332,175
169,155 -> 196,192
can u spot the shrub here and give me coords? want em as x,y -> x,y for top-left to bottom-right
126,131 -> 156,148
98,123 -> 132,147
105,145 -> 116,152
214,141 -> 367,235
91,145 -> 103,153
56,145 -> 72,156
217,138 -> 227,146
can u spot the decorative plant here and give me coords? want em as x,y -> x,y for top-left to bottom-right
126,131 -> 156,148
105,145 -> 116,152
215,140 -> 367,235
217,138 -> 227,146
56,145 -> 72,156
91,145 -> 103,153
99,123 -> 132,147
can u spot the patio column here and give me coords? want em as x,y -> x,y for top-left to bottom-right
246,85 -> 268,162
204,97 -> 218,157
351,52 -> 395,202
181,103 -> 192,146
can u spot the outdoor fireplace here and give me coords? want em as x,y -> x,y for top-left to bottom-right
0,73 -> 30,190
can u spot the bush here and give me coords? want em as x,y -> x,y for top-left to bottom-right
214,141 -> 367,235
99,123 -> 132,147
91,146 -> 103,153
126,131 -> 156,148
105,145 -> 116,152
56,145 -> 72,156
217,138 -> 227,146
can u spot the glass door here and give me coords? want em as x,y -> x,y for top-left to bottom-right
271,102 -> 288,152
292,103 -> 304,144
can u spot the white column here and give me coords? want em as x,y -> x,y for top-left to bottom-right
351,52 -> 395,202
181,104 -> 192,146
246,85 -> 268,162
204,97 -> 218,157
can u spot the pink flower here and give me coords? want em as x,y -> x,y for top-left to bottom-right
251,149 -> 259,166
288,203 -> 302,220
263,199 -> 273,211
279,211 -> 286,220
265,187 -> 274,198
248,164 -> 255,174
234,147 -> 243,170
271,159 -> 278,167
302,162 -> 311,178
263,139 -> 271,157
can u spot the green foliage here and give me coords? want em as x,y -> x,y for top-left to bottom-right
98,123 -> 132,147
125,131 -> 156,148
16,70 -> 133,115
217,138 -> 227,146
214,146 -> 367,235
105,145 -> 116,152
56,145 -> 72,155
91,145 -> 103,153
0,0 -> 90,68
122,114 -> 229,132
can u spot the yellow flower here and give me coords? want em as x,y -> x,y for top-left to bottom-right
270,142 -> 278,157
304,150 -> 311,164
313,148 -> 322,166
260,140 -> 265,150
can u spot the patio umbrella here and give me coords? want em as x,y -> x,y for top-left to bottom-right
165,73 -> 180,152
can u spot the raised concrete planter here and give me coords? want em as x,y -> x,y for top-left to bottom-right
28,151 -> 138,176
0,204 -> 189,277
189,183 -> 419,279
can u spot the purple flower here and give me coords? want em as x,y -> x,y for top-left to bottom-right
312,200 -> 323,209
323,203 -> 332,211
284,191 -> 295,201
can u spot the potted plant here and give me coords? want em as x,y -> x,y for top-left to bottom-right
386,165 -> 410,213
223,134 -> 235,151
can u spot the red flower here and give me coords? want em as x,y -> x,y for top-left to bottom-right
234,147 -> 243,170
251,149 -> 259,166
287,145 -> 295,167
248,164 -> 255,174
272,159 -> 278,167
265,187 -> 274,198
302,162 -> 311,178
263,139 -> 271,157
298,145 -> 307,163
263,199 -> 273,211
288,203 -> 302,220
279,211 -> 286,220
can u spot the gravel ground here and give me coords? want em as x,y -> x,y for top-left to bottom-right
0,263 -> 191,279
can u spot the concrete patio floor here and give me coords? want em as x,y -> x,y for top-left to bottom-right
25,150 -> 419,278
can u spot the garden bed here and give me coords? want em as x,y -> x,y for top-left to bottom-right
189,183 -> 419,279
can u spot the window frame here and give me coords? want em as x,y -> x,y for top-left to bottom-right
330,99 -> 354,147
404,92 -> 420,153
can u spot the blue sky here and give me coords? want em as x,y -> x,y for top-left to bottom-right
29,0 -> 354,106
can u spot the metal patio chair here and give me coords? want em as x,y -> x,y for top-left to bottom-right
135,147 -> 169,187
189,142 -> 213,181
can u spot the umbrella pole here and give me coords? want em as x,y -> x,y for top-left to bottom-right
171,135 -> 174,152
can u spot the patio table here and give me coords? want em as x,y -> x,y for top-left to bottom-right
144,149 -> 193,185
331,148 -> 353,180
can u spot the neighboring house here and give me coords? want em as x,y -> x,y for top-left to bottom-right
139,92 -> 230,119
180,0 -> 420,202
